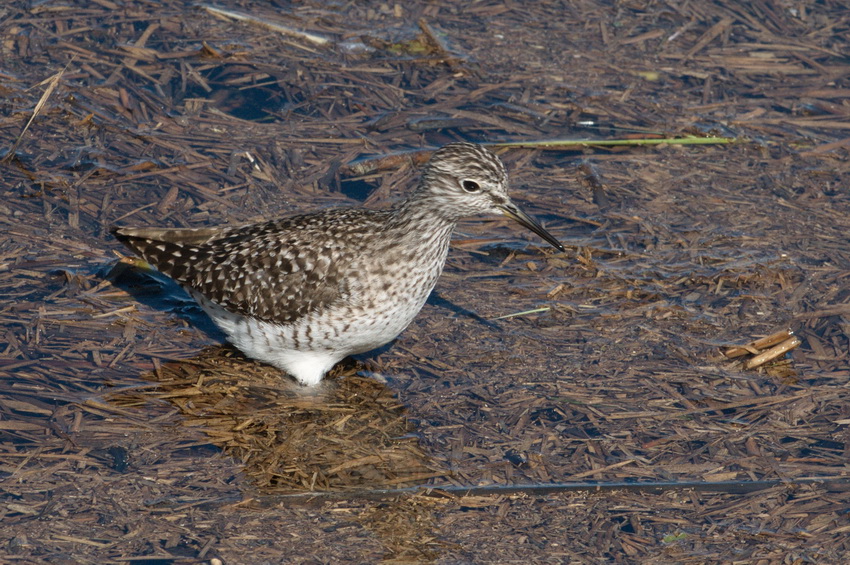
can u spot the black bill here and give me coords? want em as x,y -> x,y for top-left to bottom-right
498,203 -> 565,252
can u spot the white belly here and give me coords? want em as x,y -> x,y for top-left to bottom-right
189,252 -> 443,386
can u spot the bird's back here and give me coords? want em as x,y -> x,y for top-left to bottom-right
111,208 -> 390,326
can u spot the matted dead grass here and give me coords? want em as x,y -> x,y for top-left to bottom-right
1,0 -> 850,562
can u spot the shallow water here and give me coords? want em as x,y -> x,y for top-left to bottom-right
1,1 -> 849,562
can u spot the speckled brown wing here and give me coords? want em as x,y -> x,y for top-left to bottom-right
111,209 -> 385,325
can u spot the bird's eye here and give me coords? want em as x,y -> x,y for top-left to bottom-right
461,180 -> 481,193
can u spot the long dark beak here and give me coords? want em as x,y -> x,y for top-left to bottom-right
498,203 -> 565,252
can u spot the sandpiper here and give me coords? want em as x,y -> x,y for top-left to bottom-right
112,142 -> 564,385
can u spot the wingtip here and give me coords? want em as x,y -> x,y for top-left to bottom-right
109,225 -> 131,242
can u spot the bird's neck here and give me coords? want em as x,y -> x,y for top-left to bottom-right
391,183 -> 459,225
382,191 -> 457,254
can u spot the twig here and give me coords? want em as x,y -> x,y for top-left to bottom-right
243,476 -> 850,503
724,328 -> 795,358
494,137 -> 736,149
200,5 -> 331,47
745,337 -> 802,369
2,61 -> 73,163
494,307 -> 551,320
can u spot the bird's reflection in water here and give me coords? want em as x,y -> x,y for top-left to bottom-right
137,346 -> 445,492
